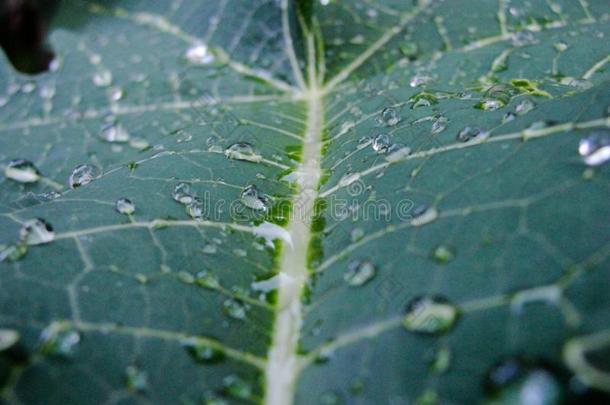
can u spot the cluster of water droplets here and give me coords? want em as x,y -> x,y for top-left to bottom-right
172,182 -> 203,219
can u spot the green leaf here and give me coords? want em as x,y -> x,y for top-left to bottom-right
1,0 -> 610,404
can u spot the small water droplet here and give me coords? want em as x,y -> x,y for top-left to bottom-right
410,73 -> 433,87
456,126 -> 490,143
515,98 -> 536,115
344,259 -> 376,287
185,43 -> 215,65
172,182 -> 195,204
560,77 -> 592,90
0,329 -> 20,351
125,365 -> 148,392
69,164 -> 98,188
502,112 -> 516,123
223,299 -> 249,320
411,205 -> 439,226
432,245 -> 455,264
240,185 -> 270,212
475,84 -> 515,111
356,136 -> 371,149
350,227 -> 365,242
0,244 -> 27,262
431,115 -> 449,134
99,122 -> 130,143
578,132 -> 610,166
512,30 -> 538,47
223,374 -> 252,400
186,197 -> 204,219
385,144 -> 412,163
4,159 -> 41,183
20,218 -> 54,245
403,296 -> 458,334
182,338 -> 225,364
109,86 -> 124,101
430,345 -> 451,374
409,92 -> 438,108
39,324 -> 80,356
92,70 -> 113,87
376,107 -> 400,126
178,271 -> 195,284
372,134 -> 391,153
554,41 -> 568,52
224,143 -> 262,162
115,197 -> 135,215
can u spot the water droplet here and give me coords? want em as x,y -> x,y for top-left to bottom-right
411,205 -> 439,227
385,144 -> 412,163
178,271 -> 195,284
372,134 -> 391,153
409,92 -> 438,108
484,359 -> 564,405
224,143 -> 262,162
4,159 -> 41,183
554,41 -> 568,52
430,345 -> 451,374
182,338 -> 225,364
0,244 -> 27,262
39,324 -> 80,356
403,296 -> 458,334
475,84 -> 515,111
456,126 -> 490,143
410,73 -> 433,88
92,70 -> 113,87
223,299 -> 249,320
202,243 -> 218,254
432,245 -> 455,264
431,115 -> 449,134
0,329 -> 19,351
376,107 -> 400,126
20,218 -> 54,245
560,77 -> 592,90
502,112 -> 516,123
356,136 -> 371,149
186,197 -> 204,219
125,365 -> 148,392
512,30 -> 538,47
69,164 -> 98,188
240,185 -> 270,212
115,197 -> 135,215
344,259 -> 376,287
99,122 -> 130,143
515,98 -> 536,115
172,183 -> 195,204
109,86 -> 124,101
195,270 -> 220,289
185,43 -> 215,65
223,374 -> 252,400
350,227 -> 365,242
578,132 -> 610,166
39,82 -> 56,99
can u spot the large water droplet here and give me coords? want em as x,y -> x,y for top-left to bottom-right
224,142 -> 262,162
475,84 -> 515,111
185,43 -> 215,65
376,107 -> 400,126
20,218 -> 54,245
115,197 -> 135,215
456,126 -> 490,143
515,98 -> 536,115
173,183 -> 195,204
431,115 -> 449,134
409,92 -> 438,109
403,296 -> 458,334
240,185 -> 270,212
372,134 -> 391,154
385,144 -> 411,163
411,205 -> 439,227
0,329 -> 19,351
99,123 -> 130,143
4,159 -> 41,183
125,365 -> 148,392
182,338 -> 225,364
344,259 -> 376,287
69,164 -> 98,188
578,132 -> 610,166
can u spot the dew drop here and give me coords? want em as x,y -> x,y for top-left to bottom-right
475,84 -> 515,111
185,43 -> 215,65
182,338 -> 225,364
376,107 -> 400,127
223,299 -> 249,320
4,159 -> 41,183
350,227 -> 365,242
372,134 -> 391,153
344,259 -> 376,287
125,365 -> 148,392
385,144 -> 412,163
578,132 -> 610,166
410,73 -> 433,87
240,185 -> 270,212
223,374 -> 252,400
0,329 -> 19,351
554,41 -> 568,52
186,197 -> 204,219
172,182 -> 195,204
560,77 -> 592,90
109,86 -> 124,101
224,142 -> 262,162
403,296 -> 458,334
456,126 -> 490,143
356,136 -> 371,149
19,218 -> 54,245
115,197 -> 135,215
512,30 -> 538,47
515,98 -> 536,115
502,112 -> 516,123
431,345 -> 452,374
409,92 -> 438,108
431,115 -> 449,134
0,244 -> 27,262
484,358 -> 564,405
432,245 -> 455,264
69,164 -> 98,188
99,122 -> 130,143
92,70 -> 113,87
39,325 -> 80,356
195,270 -> 220,289
410,205 -> 439,227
